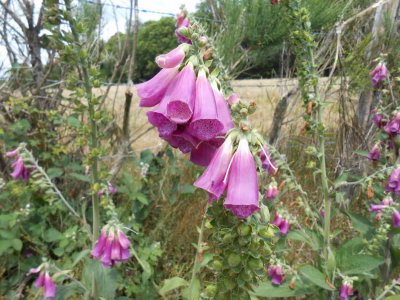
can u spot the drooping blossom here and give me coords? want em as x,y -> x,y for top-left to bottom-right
97,183 -> 117,197
224,137 -> 260,218
175,11 -> 191,44
384,113 -> 400,136
268,265 -> 284,285
339,282 -> 354,300
369,196 -> 394,212
147,96 -> 178,137
367,143 -> 380,161
190,138 -> 224,167
260,146 -> 278,175
29,265 -> 56,299
393,210 -> 400,227
91,224 -> 132,267
188,69 -> 223,140
166,62 -> 196,124
271,0 -> 282,4
155,44 -> 189,69
369,63 -> 388,88
272,213 -> 290,236
137,67 -> 179,107
6,148 -> 33,180
386,168 -> 400,194
372,110 -> 387,128
194,136 -> 234,201
164,126 -> 199,153
212,84 -> 234,136
266,182 -> 279,201
320,209 -> 325,218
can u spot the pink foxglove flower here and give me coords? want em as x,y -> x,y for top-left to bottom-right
260,146 -> 278,175
188,69 -> 223,140
175,12 -> 191,44
30,265 -> 56,299
137,67 -> 179,107
384,113 -> 400,136
165,126 -> 199,153
166,62 -> 196,124
91,225 -> 132,267
372,111 -> 387,128
212,85 -> 234,136
369,63 -> 388,88
393,210 -> 400,227
194,136 -> 234,201
224,137 -> 260,218
271,0 -> 281,4
268,265 -> 284,285
367,143 -> 380,161
6,148 -> 32,180
339,282 -> 354,300
386,168 -> 400,194
97,183 -> 117,197
369,196 -> 393,212
227,93 -> 239,105
190,138 -> 224,167
266,182 -> 279,201
272,213 -> 290,236
156,44 -> 188,69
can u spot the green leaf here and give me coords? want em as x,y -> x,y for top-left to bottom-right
47,167 -> 64,179
384,296 -> 400,300
344,212 -> 373,234
340,255 -> 384,275
69,173 -> 91,182
0,240 -> 12,255
334,172 -> 348,186
82,259 -> 117,299
183,278 -> 200,300
44,228 -> 63,242
11,239 -> 22,251
72,249 -> 91,267
353,150 -> 369,157
299,265 -> 335,291
159,277 -> 188,296
286,230 -> 320,250
181,184 -> 196,195
136,193 -> 149,205
251,282 -> 298,297
66,116 -> 81,128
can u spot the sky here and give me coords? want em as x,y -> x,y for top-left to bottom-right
0,0 -> 201,74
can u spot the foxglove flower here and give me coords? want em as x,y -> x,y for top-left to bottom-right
339,282 -> 354,300
175,12 -> 191,44
260,146 -> 278,175
384,113 -> 400,136
164,126 -> 199,153
97,183 -> 117,197
156,44 -> 188,69
190,138 -> 224,167
137,67 -> 179,107
91,225 -> 132,267
271,0 -> 281,4
373,111 -> 387,128
393,210 -> 400,227
227,93 -> 239,105
212,85 -> 234,136
368,143 -> 380,161
268,265 -> 284,285
188,69 -> 223,140
224,137 -> 260,218
369,63 -> 388,88
6,148 -> 32,180
30,265 -> 56,299
194,136 -> 234,201
266,182 -> 279,201
386,167 -> 400,194
369,196 -> 393,212
166,62 -> 196,124
272,213 -> 290,236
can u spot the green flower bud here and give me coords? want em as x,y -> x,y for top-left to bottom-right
206,284 -> 217,295
223,278 -> 236,290
228,253 -> 241,267
248,258 -> 263,270
213,260 -> 223,271
222,233 -> 234,244
238,224 -> 251,236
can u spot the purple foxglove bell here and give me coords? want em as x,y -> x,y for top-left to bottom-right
266,183 -> 279,201
212,85 -> 234,136
156,44 -> 188,69
339,283 -> 354,300
384,113 -> 400,136
368,143 -> 380,161
44,273 -> 56,299
175,13 -> 191,44
272,213 -> 290,236
372,111 -> 387,128
6,149 -> 32,180
369,196 -> 394,212
271,0 -> 282,4
194,136 -> 234,201
224,137 -> 260,218
147,96 -> 178,137
190,138 -> 224,167
393,210 -> 400,227
166,62 -> 196,124
165,126 -> 200,153
268,265 -> 284,285
260,146 -> 278,175
188,69 -> 223,140
369,63 -> 388,88
91,225 -> 131,267
137,67 -> 179,107
386,167 -> 400,194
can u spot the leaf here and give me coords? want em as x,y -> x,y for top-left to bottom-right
44,228 -> 63,242
159,277 -> 188,296
82,259 -> 117,299
299,265 -> 335,291
72,249 -> 91,267
54,282 -> 86,300
0,240 -> 12,255
340,255 -> 384,275
344,212 -> 373,234
251,282 -> 298,297
47,167 -> 64,179
334,172 -> 348,186
69,173 -> 91,182
353,150 -> 370,157
384,296 -> 400,300
66,116 -> 81,128
181,184 -> 196,195
11,238 -> 22,251
183,278 -> 200,300
286,230 -> 320,250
